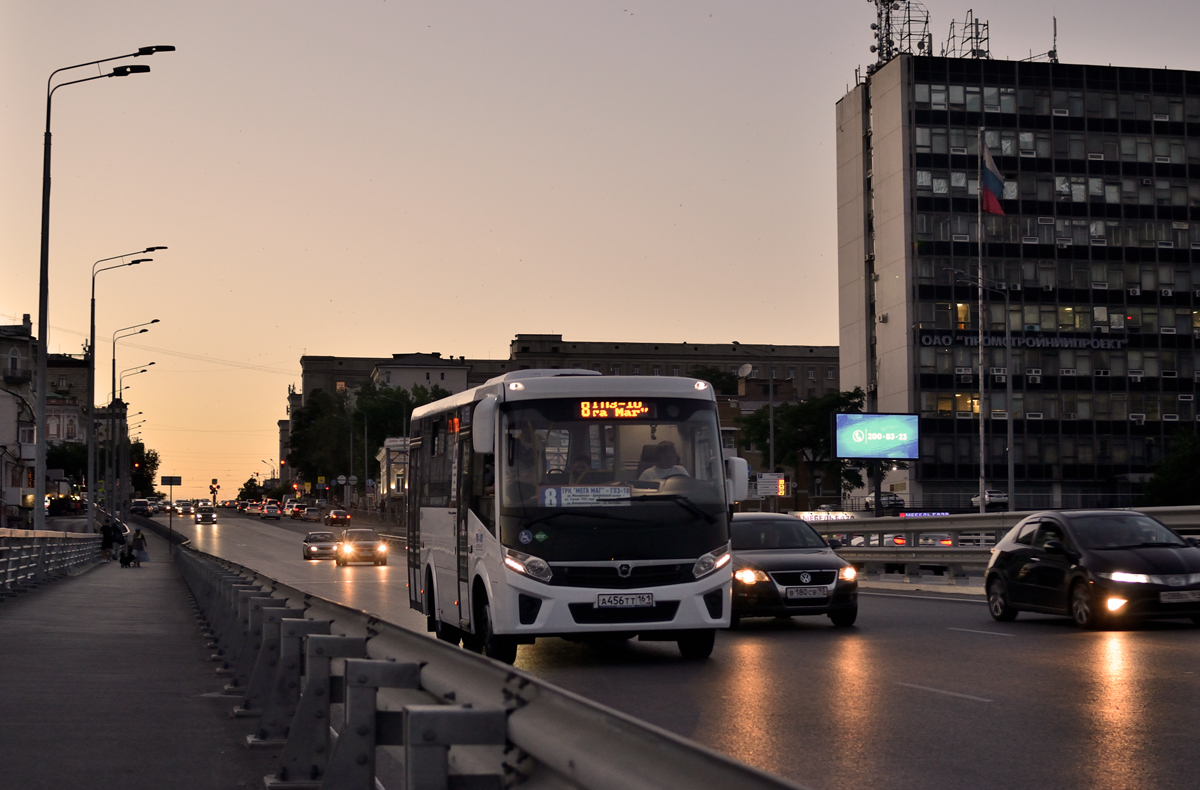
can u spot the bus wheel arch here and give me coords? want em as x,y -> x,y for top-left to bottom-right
473,581 -> 517,664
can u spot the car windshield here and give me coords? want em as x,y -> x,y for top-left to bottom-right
1068,514 -> 1188,549
345,529 -> 379,541
307,533 -> 335,541
732,518 -> 827,550
305,508 -> 320,514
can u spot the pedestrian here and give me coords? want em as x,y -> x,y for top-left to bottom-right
99,520 -> 115,562
131,528 -> 149,567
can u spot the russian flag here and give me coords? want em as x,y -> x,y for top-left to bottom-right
980,145 -> 1006,215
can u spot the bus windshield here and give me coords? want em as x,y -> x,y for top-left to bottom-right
497,397 -> 728,561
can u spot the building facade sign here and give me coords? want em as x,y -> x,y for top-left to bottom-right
918,332 -> 1128,350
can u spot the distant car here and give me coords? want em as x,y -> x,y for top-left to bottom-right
129,499 -> 151,517
301,507 -> 322,522
195,506 -> 217,524
175,501 -> 194,515
302,531 -> 339,560
246,502 -> 262,516
324,509 -> 351,526
315,498 -> 328,509
335,528 -> 387,566
288,504 -> 305,519
971,490 -> 1009,508
729,513 -> 858,628
260,505 -> 282,520
862,492 -> 905,511
986,510 -> 1200,628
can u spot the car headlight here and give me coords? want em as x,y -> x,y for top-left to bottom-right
504,549 -> 553,582
734,568 -> 769,585
1098,571 -> 1152,584
341,544 -> 353,554
308,546 -> 317,551
692,545 -> 731,579
838,565 -> 858,582
377,542 -> 387,553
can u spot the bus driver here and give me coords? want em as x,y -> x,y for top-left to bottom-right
639,441 -> 690,481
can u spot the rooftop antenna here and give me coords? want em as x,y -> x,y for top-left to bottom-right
943,8 -> 991,59
866,1 -> 931,74
1020,16 -> 1059,63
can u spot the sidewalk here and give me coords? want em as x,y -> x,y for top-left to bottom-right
0,530 -> 280,789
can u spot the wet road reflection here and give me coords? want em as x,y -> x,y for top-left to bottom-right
1086,632 -> 1150,790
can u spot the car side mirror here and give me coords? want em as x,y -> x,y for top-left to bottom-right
827,538 -> 843,550
1187,537 -> 1200,548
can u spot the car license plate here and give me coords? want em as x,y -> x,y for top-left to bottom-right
786,587 -> 827,599
596,593 -> 654,608
1159,590 -> 1200,603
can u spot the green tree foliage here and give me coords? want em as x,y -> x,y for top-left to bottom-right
689,365 -> 739,396
238,476 -> 262,501
47,442 -> 87,482
1142,432 -> 1200,506
287,382 -> 449,487
129,443 -> 160,497
739,387 -> 867,494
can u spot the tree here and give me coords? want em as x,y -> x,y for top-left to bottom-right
47,442 -> 87,483
238,476 -> 262,501
689,365 -> 739,396
1142,432 -> 1200,506
739,387 -> 867,495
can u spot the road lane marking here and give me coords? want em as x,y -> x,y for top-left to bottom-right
860,591 -> 987,604
895,682 -> 993,703
947,627 -> 1012,637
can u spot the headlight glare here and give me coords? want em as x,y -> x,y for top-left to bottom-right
1107,597 -> 1128,611
1100,571 -> 1152,584
693,545 -> 732,579
734,568 -> 769,584
839,565 -> 858,582
504,549 -> 552,582
377,543 -> 387,553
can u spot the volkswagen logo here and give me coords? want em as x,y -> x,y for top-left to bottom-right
617,563 -> 632,578
799,572 -> 812,584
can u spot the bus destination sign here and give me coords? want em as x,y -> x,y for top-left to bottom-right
579,400 -> 651,419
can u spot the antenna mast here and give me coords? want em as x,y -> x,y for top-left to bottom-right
867,1 -> 931,74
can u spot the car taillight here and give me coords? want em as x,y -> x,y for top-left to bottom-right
939,538 -> 953,546
892,536 -> 906,546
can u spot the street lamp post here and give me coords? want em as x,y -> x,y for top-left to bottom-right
34,45 -> 173,530
87,248 -> 162,533
733,342 -> 781,510
106,321 -> 157,515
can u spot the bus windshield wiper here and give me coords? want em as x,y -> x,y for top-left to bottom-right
596,494 -> 717,524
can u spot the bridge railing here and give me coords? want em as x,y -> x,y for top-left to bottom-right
174,542 -> 804,790
0,528 -> 101,597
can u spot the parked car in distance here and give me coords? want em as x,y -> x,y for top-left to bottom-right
301,507 -> 322,522
195,505 -> 218,524
302,531 -> 339,560
971,490 -> 1009,508
324,509 -> 351,526
129,499 -> 152,517
986,510 -> 1200,628
729,513 -> 858,628
175,501 -> 195,515
335,528 -> 387,566
260,505 -> 282,520
862,492 -> 905,510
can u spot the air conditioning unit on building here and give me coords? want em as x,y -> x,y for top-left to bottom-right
1180,394 -> 1194,402
1163,370 -> 1178,378
1162,289 -> 1174,297
955,367 -> 973,374
1095,369 -> 1111,377
1026,368 -> 1042,376
991,410 -> 1008,420
1091,282 -> 1108,289
1131,375 -> 1144,383
958,375 -> 974,384
993,374 -> 1007,383
1130,413 -> 1147,423
1059,368 -> 1077,376
990,367 -> 1007,375
1027,412 -> 1044,420
1063,412 -> 1078,420
877,313 -> 889,323
1162,327 -> 1177,334
956,411 -> 975,419
1129,288 -> 1141,296
1129,369 -> 1144,377
1028,375 -> 1042,384
1010,283 -> 1022,291
1164,414 -> 1180,421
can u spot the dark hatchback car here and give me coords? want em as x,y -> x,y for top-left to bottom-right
729,513 -> 859,627
335,528 -> 388,566
986,510 -> 1200,628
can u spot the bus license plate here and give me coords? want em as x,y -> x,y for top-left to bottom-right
597,593 -> 654,608
786,587 -> 827,600
1160,590 -> 1200,603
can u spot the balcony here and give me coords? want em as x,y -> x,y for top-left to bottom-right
4,368 -> 32,384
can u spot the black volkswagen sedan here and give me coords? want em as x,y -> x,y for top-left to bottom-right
986,510 -> 1200,628
729,513 -> 858,627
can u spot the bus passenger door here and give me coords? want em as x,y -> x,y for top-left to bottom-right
456,425 -> 472,629
406,432 -> 424,612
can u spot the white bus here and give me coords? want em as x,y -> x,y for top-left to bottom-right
406,370 -> 749,661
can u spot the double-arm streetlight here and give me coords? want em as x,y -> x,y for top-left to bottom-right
107,322 -> 157,512
946,267 -> 1016,513
86,248 -> 163,532
34,45 -> 174,529
112,321 -> 158,401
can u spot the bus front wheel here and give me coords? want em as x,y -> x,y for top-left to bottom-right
677,629 -> 716,660
481,601 -> 518,664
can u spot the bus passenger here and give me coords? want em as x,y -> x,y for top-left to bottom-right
569,455 -> 592,484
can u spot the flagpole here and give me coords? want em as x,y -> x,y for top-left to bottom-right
977,126 -> 986,515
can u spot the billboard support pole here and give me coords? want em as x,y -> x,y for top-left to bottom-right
977,126 -> 987,515
873,461 -> 882,518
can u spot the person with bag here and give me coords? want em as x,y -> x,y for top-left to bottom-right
131,529 -> 149,567
99,521 -> 115,561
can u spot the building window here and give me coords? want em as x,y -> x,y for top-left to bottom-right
671,366 -> 681,376
65,419 -> 77,441
651,366 -> 661,376
385,372 -> 391,385
440,372 -> 445,380
611,365 -> 621,375
631,365 -> 641,375
336,381 -> 346,392
787,368 -> 796,379
19,426 -> 34,444
807,368 -> 816,380
593,363 -> 603,372
826,369 -> 835,380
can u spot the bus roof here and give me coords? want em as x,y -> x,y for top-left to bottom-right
410,370 -> 717,423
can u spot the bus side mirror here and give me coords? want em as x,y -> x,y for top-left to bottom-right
472,396 -> 497,455
725,456 -> 749,502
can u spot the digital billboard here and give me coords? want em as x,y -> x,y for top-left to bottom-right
834,413 -> 919,460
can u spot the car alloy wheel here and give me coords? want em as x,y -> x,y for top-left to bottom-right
1070,581 -> 1104,629
987,577 -> 1018,622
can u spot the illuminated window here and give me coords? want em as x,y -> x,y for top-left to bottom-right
336,381 -> 347,391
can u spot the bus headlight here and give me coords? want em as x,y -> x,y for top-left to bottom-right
504,549 -> 552,583
693,546 -> 731,579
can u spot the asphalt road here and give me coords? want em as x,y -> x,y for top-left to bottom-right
160,510 -> 1200,790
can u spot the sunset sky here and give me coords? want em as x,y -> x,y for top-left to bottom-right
2,1 -> 1197,497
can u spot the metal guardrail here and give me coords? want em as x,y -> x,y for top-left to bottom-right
0,527 -> 101,598
172,542 -> 804,790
